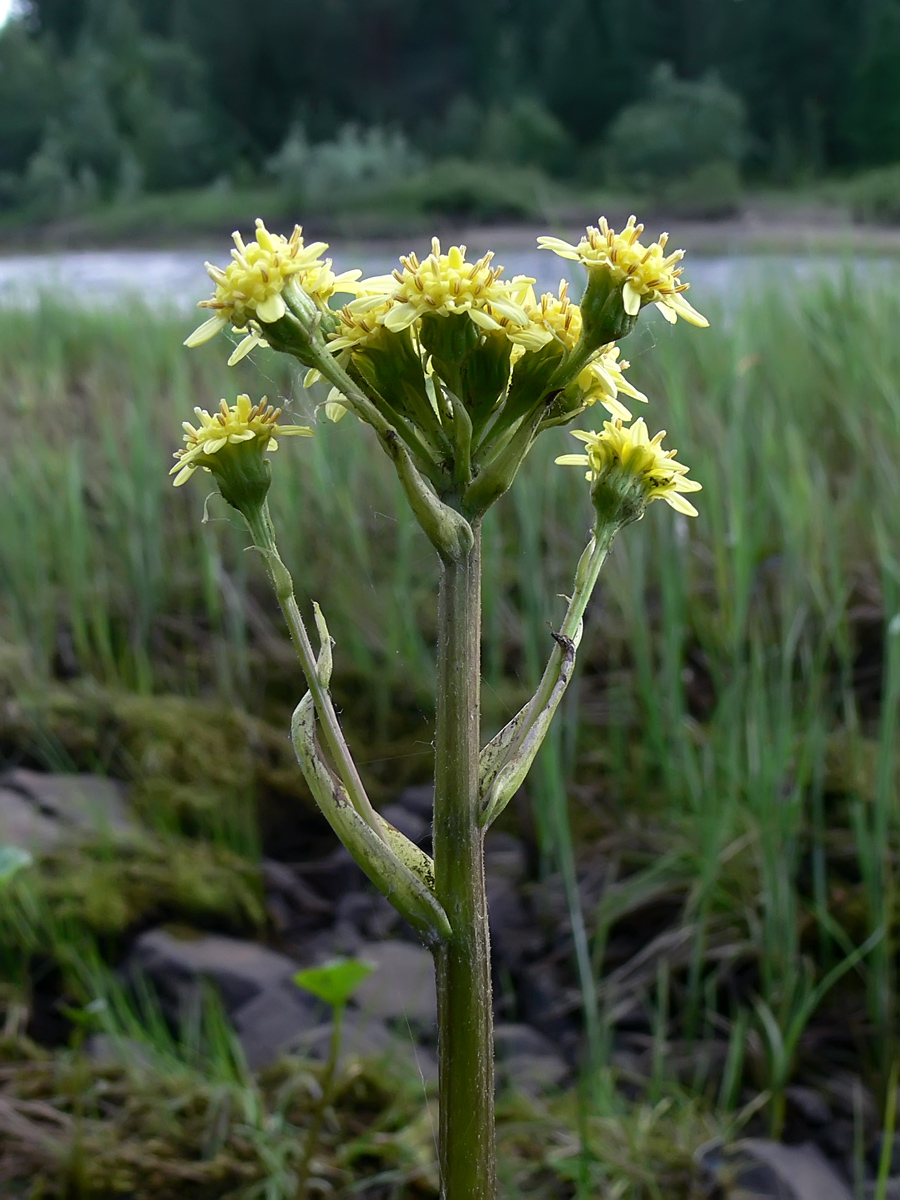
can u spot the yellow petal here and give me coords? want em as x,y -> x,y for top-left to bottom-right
255,293 -> 287,323
622,280 -> 642,316
172,463 -> 195,486
468,308 -> 502,331
600,395 -> 633,421
662,491 -> 699,517
184,314 -> 228,347
227,334 -> 260,366
668,293 -> 709,327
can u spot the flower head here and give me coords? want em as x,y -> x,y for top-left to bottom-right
508,279 -> 583,352
171,395 -> 312,513
339,239 -> 532,342
556,417 -> 701,520
185,220 -> 361,350
576,345 -> 648,421
328,294 -> 397,354
539,216 -> 708,328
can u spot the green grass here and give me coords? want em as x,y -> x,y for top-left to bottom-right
2,271 -> 900,1191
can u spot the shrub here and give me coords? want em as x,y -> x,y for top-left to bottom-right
267,122 -> 422,205
388,158 -> 550,222
426,94 -> 573,176
658,159 -> 743,219
601,63 -> 748,190
476,95 -> 573,175
843,163 -> 900,225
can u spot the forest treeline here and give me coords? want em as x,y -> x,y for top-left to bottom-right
3,0 -> 900,219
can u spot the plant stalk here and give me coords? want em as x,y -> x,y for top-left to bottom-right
526,527 -> 614,729
432,522 -> 496,1199
245,502 -> 386,841
295,1005 -> 344,1199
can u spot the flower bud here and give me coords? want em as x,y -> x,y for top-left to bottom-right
556,418 -> 702,530
170,395 -> 312,519
538,216 -> 708,352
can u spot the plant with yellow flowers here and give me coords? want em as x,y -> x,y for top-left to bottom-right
175,215 -> 706,1200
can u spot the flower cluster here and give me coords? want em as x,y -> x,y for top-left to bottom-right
539,216 -> 708,327
185,220 -> 361,351
508,279 -> 582,351
556,417 -> 701,518
170,394 -> 312,487
175,215 -> 706,521
343,240 -> 532,339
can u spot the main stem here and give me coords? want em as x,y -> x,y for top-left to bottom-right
432,523 -> 496,1199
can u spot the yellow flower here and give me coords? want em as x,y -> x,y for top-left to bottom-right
556,417 -> 701,517
328,293 -> 396,353
508,279 -> 583,352
184,220 -> 361,349
577,345 -> 648,421
170,394 -> 312,487
339,239 -> 532,341
538,216 -> 708,327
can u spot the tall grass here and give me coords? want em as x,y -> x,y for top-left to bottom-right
2,272 -> 900,1132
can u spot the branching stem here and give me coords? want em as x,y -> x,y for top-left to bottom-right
245,502 -> 386,842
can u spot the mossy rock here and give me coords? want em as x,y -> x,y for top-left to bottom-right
3,830 -> 266,940
16,834 -> 265,938
0,681 -> 324,847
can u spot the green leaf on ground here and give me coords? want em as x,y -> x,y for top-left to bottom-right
294,957 -> 375,1008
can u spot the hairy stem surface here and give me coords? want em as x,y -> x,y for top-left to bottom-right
432,524 -> 496,1199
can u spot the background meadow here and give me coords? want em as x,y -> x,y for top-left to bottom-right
1,269 -> 899,1195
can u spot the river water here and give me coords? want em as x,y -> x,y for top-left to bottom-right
0,244 -> 887,312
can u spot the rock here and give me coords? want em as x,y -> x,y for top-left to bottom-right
785,1085 -> 832,1126
297,845 -> 365,901
0,769 -> 132,852
231,980 -> 324,1070
487,876 -> 543,972
864,1182 -> 900,1200
294,1011 -> 438,1083
84,1033 -> 153,1071
515,959 -> 580,1052
394,784 -> 434,820
261,860 -> 332,916
696,1138 -> 854,1200
493,1023 -> 568,1095
261,859 -> 332,936
126,928 -> 299,1017
351,940 -> 436,1031
0,788 -> 63,852
378,803 -> 430,847
232,976 -> 439,1081
484,833 -> 528,880
334,890 -> 402,941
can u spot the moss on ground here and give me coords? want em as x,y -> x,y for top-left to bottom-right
0,680 -> 320,842
0,1016 -> 722,1199
32,835 -> 266,937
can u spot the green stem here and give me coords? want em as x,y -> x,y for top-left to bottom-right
527,526 -> 614,726
432,524 -> 496,1199
245,501 -> 386,842
295,1005 -> 344,1199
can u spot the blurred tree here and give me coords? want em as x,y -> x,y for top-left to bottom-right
838,1 -> 900,165
15,0 -> 900,195
0,20 -> 59,175
602,64 -> 748,186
